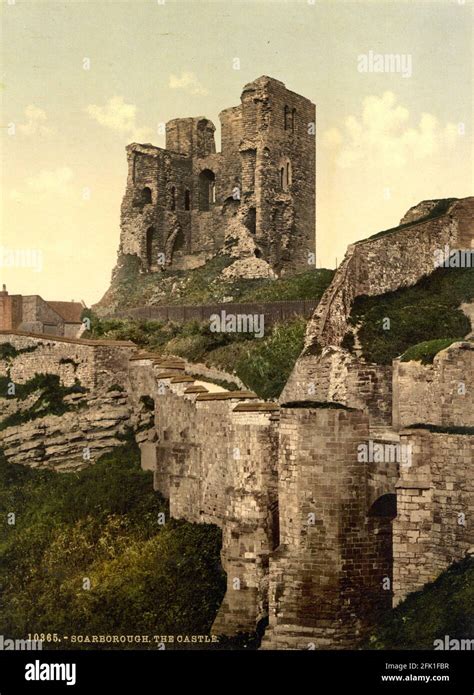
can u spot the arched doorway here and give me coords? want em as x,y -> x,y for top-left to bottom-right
198,169 -> 216,211
141,187 -> 152,205
367,493 -> 397,606
146,227 -> 155,268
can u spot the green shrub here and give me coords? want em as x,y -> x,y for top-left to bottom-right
364,557 -> 474,649
0,343 -> 37,361
59,357 -> 79,369
230,319 -> 306,399
400,338 -> 464,364
0,374 -> 87,430
0,444 -> 226,648
349,268 -> 474,364
341,331 -> 355,352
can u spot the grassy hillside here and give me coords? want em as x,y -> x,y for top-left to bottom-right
365,557 -> 474,649
348,267 -> 474,364
94,253 -> 333,312
0,441 -> 228,649
86,316 -> 307,400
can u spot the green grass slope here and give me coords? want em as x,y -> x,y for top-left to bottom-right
85,316 -> 307,400
365,557 -> 474,649
348,268 -> 474,364
0,441 -> 226,649
94,253 -> 333,312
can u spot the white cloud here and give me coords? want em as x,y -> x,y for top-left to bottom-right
10,167 -> 74,202
18,104 -> 53,136
323,92 -> 460,169
169,71 -> 209,96
85,96 -> 153,142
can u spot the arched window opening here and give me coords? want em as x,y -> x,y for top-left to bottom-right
286,161 -> 292,188
141,187 -> 152,205
291,108 -> 296,132
280,167 -> 285,190
368,494 -> 397,519
245,207 -> 256,235
146,227 -> 155,268
284,105 -> 290,131
170,186 -> 176,211
198,169 -> 216,211
184,189 -> 191,211
270,500 -> 280,550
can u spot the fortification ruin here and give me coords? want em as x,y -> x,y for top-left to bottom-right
1,196 -> 473,648
118,76 -> 316,276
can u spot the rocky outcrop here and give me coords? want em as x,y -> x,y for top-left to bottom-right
282,197 -> 474,404
0,389 -> 130,470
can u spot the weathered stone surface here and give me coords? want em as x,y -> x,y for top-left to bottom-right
1,190 -> 473,653
393,429 -> 474,604
393,342 -> 474,430
113,76 -> 316,280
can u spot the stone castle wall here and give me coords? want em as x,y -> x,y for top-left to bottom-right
393,342 -> 474,430
261,405 -> 396,649
283,197 -> 474,405
127,357 -> 280,634
393,429 -> 474,605
0,328 -> 472,647
0,331 -> 134,390
117,76 -> 316,276
304,198 -> 473,352
280,347 -> 393,428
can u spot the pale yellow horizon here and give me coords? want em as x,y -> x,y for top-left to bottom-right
1,0 -> 473,305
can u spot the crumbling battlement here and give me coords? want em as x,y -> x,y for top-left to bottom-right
0,328 -> 472,648
393,341 -> 474,430
118,76 -> 316,276
0,331 -> 134,390
279,347 -> 393,429
303,197 -> 474,352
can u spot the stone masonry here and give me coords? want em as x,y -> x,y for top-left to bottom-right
118,76 -> 316,276
0,196 -> 472,648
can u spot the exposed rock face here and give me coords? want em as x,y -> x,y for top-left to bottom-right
1,195 -> 473,649
221,257 -> 276,280
0,390 -> 130,470
0,332 -> 134,469
282,197 -> 474,403
400,199 -> 445,225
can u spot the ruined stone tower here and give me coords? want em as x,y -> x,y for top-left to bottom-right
118,76 -> 316,275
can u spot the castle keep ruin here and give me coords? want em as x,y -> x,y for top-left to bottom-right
119,76 -> 316,275
1,187 -> 472,647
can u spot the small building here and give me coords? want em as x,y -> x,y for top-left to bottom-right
0,286 -> 85,338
